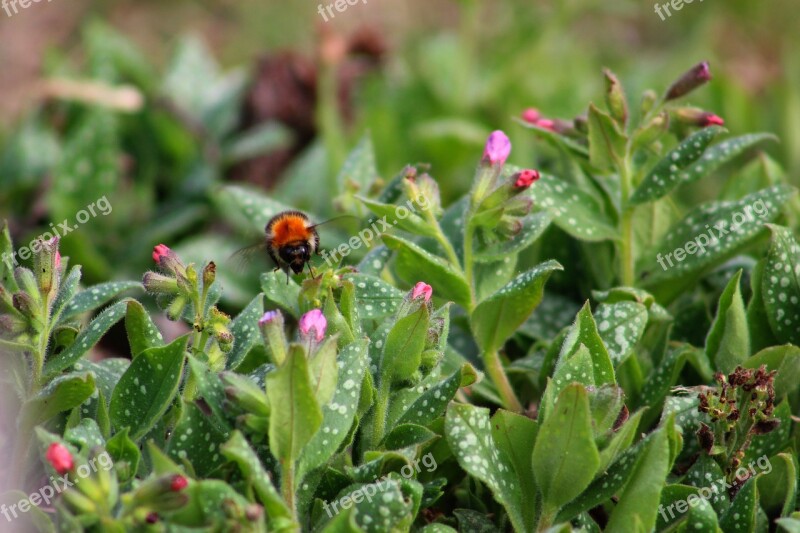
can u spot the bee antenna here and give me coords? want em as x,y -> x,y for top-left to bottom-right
308,215 -> 358,229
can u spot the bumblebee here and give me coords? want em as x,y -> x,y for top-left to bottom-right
265,210 -> 320,276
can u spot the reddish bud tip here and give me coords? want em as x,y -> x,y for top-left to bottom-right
299,309 -> 327,342
535,119 -> 556,131
514,169 -> 540,188
521,108 -> 541,124
45,443 -> 74,475
701,113 -> 725,127
411,282 -> 433,303
170,474 -> 188,492
54,252 -> 62,269
146,512 -> 159,524
483,130 -> 511,165
153,244 -> 171,264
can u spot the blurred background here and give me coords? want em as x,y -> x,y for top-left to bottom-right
0,0 -> 797,312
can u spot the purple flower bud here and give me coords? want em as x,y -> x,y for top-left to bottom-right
259,310 -> 280,326
482,130 -> 511,166
666,61 -> 712,100
299,309 -> 327,342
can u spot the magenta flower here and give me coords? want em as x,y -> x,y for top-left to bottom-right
45,443 -> 74,475
411,282 -> 433,303
299,309 -> 327,342
483,130 -> 511,165
514,169 -> 540,189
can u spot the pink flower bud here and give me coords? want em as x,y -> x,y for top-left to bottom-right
45,443 -> 74,474
521,108 -> 541,124
700,113 -> 725,127
299,309 -> 327,342
55,252 -> 62,269
483,130 -> 511,165
411,282 -> 433,303
514,169 -> 540,189
666,61 -> 712,100
153,244 -> 171,264
170,474 -> 188,492
535,119 -> 556,131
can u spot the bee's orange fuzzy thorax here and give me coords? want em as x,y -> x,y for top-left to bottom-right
270,215 -> 312,247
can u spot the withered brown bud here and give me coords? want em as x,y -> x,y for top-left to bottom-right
697,423 -> 714,453
752,419 -> 780,435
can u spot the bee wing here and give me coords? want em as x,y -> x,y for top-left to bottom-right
229,242 -> 274,272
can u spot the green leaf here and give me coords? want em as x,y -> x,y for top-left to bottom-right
216,184 -> 296,235
309,337 -> 339,407
337,134 -> 377,192
382,305 -> 429,385
61,281 -> 141,320
267,345 -> 323,466
64,418 -> 104,450
167,401 -> 228,476
523,173 -> 617,242
743,344 -> 800,398
720,477 -> 758,533
356,245 -> 393,276
677,132 -> 777,189
474,211 -> 553,262
21,372 -> 96,428
490,410 -> 538,532
594,301 -> 647,364
604,424 -> 670,533
598,408 -> 644,472
334,477 -> 418,533
533,383 -> 600,517
44,300 -> 128,378
382,234 -> 471,308
471,260 -> 562,352
221,431 -> 295,530
747,259 -> 779,351
516,117 -> 590,159
445,403 -> 525,533
705,269 -> 750,372
587,103 -> 627,172
357,196 -> 438,239
641,184 -> 796,296
557,302 -> 616,385
222,122 -> 291,164
383,423 -> 438,450
109,335 -> 187,440
125,300 -> 163,358
50,266 -> 82,325
106,427 -> 140,483
761,225 -> 800,344
758,452 -> 797,517
630,126 -> 724,204
261,271 -> 301,318
344,273 -> 404,320
226,294 -> 264,370
393,364 -> 477,428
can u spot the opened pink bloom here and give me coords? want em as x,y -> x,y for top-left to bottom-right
45,442 -> 74,475
411,282 -> 433,302
483,130 -> 511,165
299,309 -> 327,341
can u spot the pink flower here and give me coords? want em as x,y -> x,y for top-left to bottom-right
535,119 -> 556,131
514,169 -> 540,188
170,474 -> 188,492
483,130 -> 511,165
45,443 -> 74,474
701,113 -> 725,127
299,309 -> 327,342
411,282 -> 433,303
54,251 -> 61,269
521,108 -> 541,124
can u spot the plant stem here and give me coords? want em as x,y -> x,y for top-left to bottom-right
463,223 -> 477,310
371,379 -> 391,448
618,155 -> 636,287
281,459 -> 296,517
484,349 -> 523,412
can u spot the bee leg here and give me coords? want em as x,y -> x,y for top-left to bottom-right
285,269 -> 291,285
306,261 -> 317,279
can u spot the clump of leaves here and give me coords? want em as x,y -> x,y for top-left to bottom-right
1,61 -> 799,533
